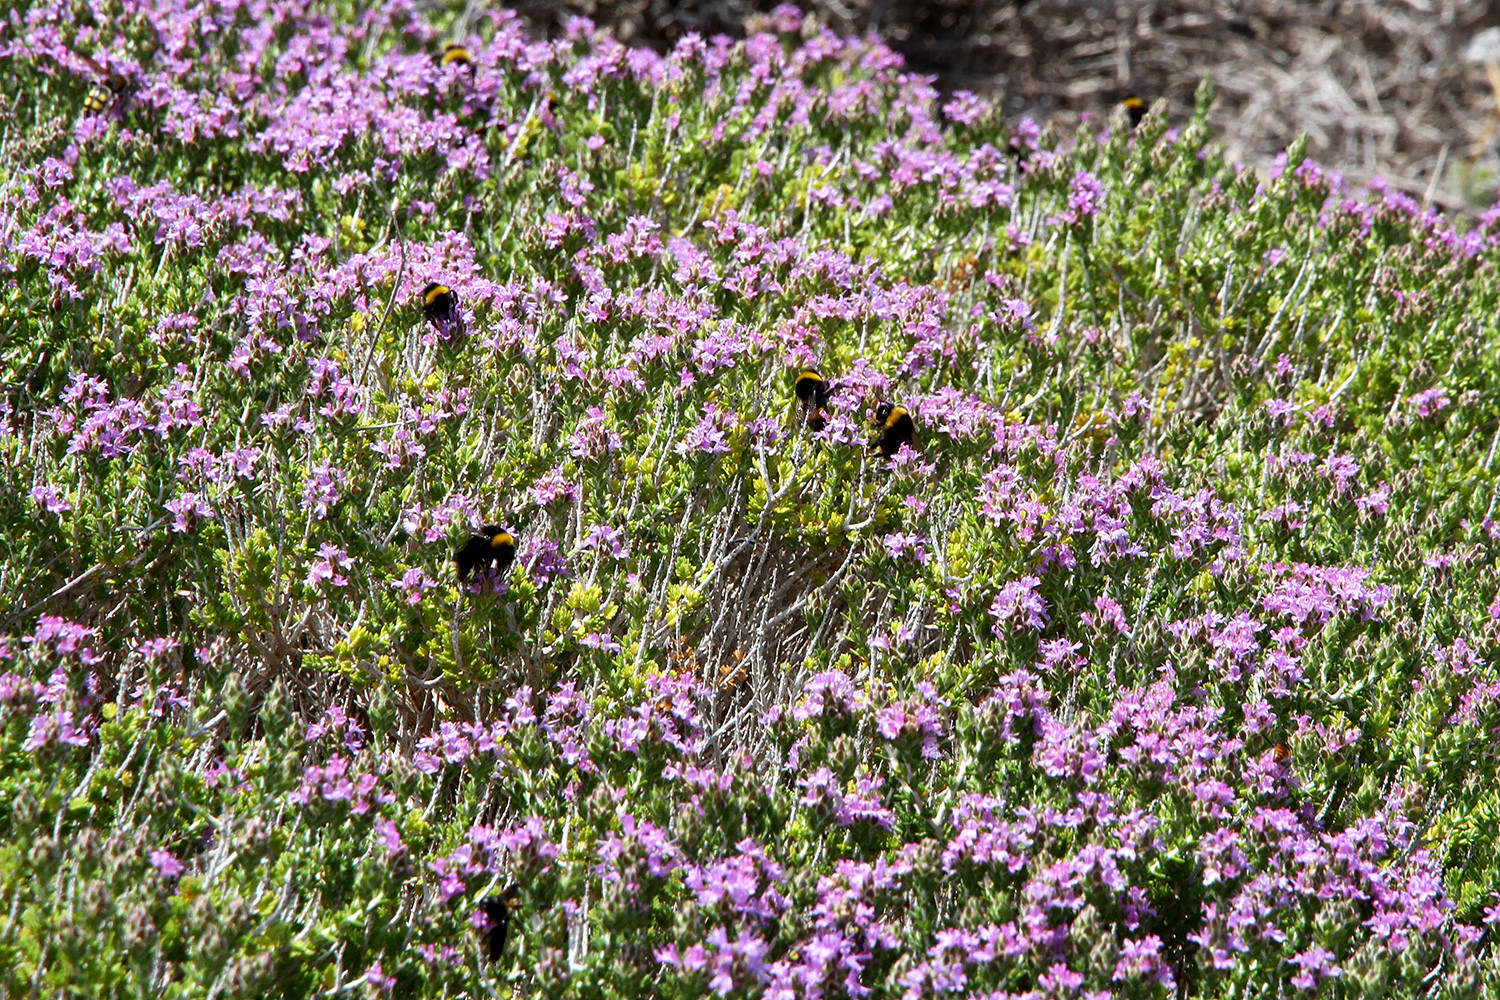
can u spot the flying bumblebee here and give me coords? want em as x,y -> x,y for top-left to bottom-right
794,369 -> 832,432
1122,96 -> 1147,128
440,43 -> 473,68
478,886 -> 520,962
455,525 -> 516,581
871,402 -> 916,458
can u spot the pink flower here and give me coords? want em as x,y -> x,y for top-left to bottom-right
1408,387 -> 1450,418
1080,595 -> 1131,636
675,403 -> 735,455
880,532 -> 929,564
1355,482 -> 1390,518
1288,944 -> 1341,990
164,492 -> 213,532
137,638 -> 182,662
28,485 -> 72,513
395,567 -> 439,604
531,465 -> 580,507
1484,895 -> 1500,925
302,463 -> 345,520
150,848 -> 184,879
1263,398 -> 1298,425
305,544 -> 353,588
580,632 -> 621,652
1067,170 -> 1105,219
989,576 -> 1048,634
364,963 -> 396,991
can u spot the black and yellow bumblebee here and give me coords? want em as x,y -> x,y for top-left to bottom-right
478,885 -> 520,961
440,43 -> 473,68
1122,96 -> 1147,129
794,369 -> 832,432
871,402 -> 916,458
421,282 -> 458,323
455,526 -> 516,581
83,76 -> 126,115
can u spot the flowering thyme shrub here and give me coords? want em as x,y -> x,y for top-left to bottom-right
3,0 -> 1500,996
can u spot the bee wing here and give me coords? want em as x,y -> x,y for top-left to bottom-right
784,392 -> 808,432
74,51 -> 109,77
816,379 -> 839,409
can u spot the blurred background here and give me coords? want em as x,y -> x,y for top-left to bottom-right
505,0 -> 1500,213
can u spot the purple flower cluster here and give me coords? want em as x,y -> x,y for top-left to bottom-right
397,654 -> 1481,996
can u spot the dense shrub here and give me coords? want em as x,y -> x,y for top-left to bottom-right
3,0 -> 1500,996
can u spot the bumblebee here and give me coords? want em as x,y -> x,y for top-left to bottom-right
871,402 -> 916,458
83,77 -> 125,115
421,282 -> 458,324
1223,18 -> 1256,39
440,43 -> 473,68
795,369 -> 832,432
478,885 -> 520,962
795,369 -> 829,406
1122,96 -> 1147,129
455,526 -> 516,581
536,91 -> 561,131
